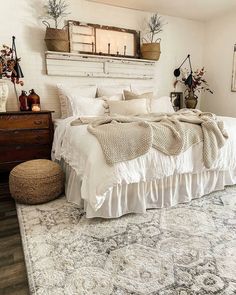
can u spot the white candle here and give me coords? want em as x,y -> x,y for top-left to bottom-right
32,104 -> 41,112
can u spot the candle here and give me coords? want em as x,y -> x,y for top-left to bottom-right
108,43 -> 110,55
124,45 -> 127,56
32,104 -> 41,112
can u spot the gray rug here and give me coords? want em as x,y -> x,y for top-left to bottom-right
17,186 -> 236,295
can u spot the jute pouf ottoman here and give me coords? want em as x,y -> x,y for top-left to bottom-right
9,159 -> 64,205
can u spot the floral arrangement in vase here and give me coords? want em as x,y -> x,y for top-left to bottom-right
174,67 -> 213,108
0,38 -> 24,112
0,44 -> 23,85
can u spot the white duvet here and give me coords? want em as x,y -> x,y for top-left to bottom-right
52,115 -> 236,211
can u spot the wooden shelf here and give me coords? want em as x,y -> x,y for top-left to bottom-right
45,51 -> 156,80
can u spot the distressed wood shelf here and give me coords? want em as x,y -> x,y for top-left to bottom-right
45,51 -> 156,79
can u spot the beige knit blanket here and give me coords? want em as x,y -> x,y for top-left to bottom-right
71,110 -> 229,168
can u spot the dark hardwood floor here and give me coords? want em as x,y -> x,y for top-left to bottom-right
0,173 -> 29,295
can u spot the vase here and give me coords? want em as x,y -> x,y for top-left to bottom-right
19,90 -> 30,111
27,89 -> 40,111
185,90 -> 198,109
0,80 -> 9,112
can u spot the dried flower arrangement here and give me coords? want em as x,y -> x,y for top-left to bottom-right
0,44 -> 23,85
174,67 -> 213,96
43,0 -> 70,29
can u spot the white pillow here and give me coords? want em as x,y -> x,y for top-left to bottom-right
108,99 -> 149,116
57,84 -> 97,118
150,96 -> 174,114
69,96 -> 106,116
96,85 -> 130,99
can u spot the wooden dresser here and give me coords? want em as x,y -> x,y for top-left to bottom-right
0,111 -> 54,173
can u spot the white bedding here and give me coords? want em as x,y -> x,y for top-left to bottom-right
52,115 -> 236,215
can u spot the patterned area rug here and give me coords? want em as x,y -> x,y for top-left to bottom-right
17,186 -> 236,295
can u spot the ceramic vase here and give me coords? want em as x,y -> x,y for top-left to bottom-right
185,89 -> 198,109
0,80 -> 9,112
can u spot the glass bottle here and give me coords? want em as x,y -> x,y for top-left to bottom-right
27,89 -> 40,111
19,90 -> 29,111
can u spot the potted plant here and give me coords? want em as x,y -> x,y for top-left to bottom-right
42,0 -> 70,52
174,67 -> 213,108
141,13 -> 165,61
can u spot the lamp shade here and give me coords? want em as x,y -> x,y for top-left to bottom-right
174,68 -> 181,77
185,73 -> 193,87
14,62 -> 24,79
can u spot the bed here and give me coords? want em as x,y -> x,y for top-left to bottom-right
52,84 -> 236,218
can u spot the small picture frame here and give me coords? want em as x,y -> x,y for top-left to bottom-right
170,92 -> 183,111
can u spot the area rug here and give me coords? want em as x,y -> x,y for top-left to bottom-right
17,186 -> 236,295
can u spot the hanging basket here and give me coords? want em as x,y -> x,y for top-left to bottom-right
141,42 -> 161,61
45,27 -> 69,52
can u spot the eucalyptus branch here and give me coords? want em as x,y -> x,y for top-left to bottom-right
143,13 -> 166,43
43,0 -> 70,29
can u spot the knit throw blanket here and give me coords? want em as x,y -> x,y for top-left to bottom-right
71,110 -> 229,168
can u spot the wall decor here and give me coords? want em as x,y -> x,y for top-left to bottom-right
170,92 -> 183,111
232,44 -> 236,92
68,20 -> 140,58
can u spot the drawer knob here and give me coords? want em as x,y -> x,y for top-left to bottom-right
34,120 -> 43,125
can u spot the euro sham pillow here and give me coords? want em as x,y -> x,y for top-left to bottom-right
69,95 -> 107,117
123,89 -> 154,100
107,99 -> 149,116
57,84 -> 97,118
150,96 -> 174,114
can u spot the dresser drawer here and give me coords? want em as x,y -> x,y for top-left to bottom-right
0,145 -> 51,162
0,114 -> 50,130
0,129 -> 50,145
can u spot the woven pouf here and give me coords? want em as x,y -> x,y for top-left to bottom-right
9,159 -> 64,205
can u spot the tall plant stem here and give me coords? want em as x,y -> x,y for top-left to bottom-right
13,83 -> 19,109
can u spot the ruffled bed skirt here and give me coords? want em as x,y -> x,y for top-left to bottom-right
61,160 -> 236,218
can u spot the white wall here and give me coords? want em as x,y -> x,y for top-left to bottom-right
201,11 -> 236,116
1,0 -> 204,118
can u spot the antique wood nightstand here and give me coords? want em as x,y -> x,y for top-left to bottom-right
0,111 -> 54,173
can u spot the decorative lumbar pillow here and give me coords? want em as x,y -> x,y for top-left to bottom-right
69,96 -> 107,116
97,85 -> 130,100
108,99 -> 149,116
130,85 -> 156,95
123,90 -> 154,100
150,96 -> 175,113
57,84 -> 97,118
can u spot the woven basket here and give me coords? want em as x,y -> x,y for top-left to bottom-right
9,159 -> 64,205
45,27 -> 69,52
141,43 -> 161,61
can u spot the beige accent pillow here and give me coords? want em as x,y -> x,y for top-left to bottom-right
123,90 -> 154,100
97,85 -> 130,99
108,99 -> 149,116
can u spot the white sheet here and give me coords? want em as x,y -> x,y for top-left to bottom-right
52,115 -> 236,212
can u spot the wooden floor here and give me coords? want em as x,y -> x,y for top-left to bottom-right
0,174 -> 29,295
